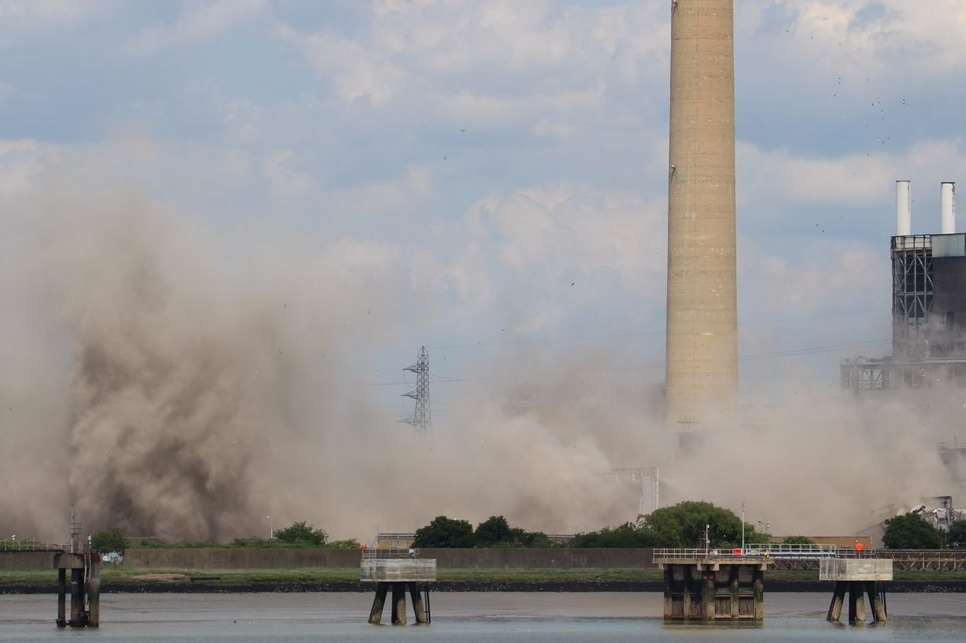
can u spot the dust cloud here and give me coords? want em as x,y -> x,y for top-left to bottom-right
0,186 -> 962,544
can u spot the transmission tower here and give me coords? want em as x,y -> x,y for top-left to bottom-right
402,346 -> 431,431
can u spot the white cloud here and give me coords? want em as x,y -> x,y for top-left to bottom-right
278,0 -> 668,123
743,239 -> 884,316
323,165 -> 434,218
0,139 -> 58,199
127,0 -> 266,55
0,81 -> 14,103
0,0 -> 109,47
0,0 -> 101,24
277,25 -> 408,106
744,0 -> 966,81
415,184 -> 666,333
263,149 -> 311,197
739,139 -> 966,211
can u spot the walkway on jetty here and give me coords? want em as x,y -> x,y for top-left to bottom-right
654,545 -> 966,571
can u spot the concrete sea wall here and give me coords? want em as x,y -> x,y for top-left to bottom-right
0,551 -> 56,571
126,547 -> 655,570
0,547 -> 656,571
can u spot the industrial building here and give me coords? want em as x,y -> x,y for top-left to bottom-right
842,180 -> 965,391
841,180 -> 966,524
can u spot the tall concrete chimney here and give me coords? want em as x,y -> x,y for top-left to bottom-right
941,181 -> 956,234
665,0 -> 737,428
896,180 -> 911,236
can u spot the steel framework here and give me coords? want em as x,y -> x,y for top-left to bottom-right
892,235 -> 934,360
402,346 -> 431,431
842,235 -> 939,392
608,467 -> 661,516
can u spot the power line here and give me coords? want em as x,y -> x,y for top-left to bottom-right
740,338 -> 890,361
370,337 -> 891,387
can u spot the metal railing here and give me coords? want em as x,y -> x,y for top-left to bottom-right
362,546 -> 418,560
0,540 -> 66,552
653,544 -> 840,562
893,235 -> 931,250
655,546 -> 966,565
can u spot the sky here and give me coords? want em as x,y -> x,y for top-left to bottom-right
2,0 -> 966,421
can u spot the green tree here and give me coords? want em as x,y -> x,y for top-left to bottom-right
91,528 -> 126,554
274,521 -> 327,546
882,513 -> 942,549
782,536 -> 815,545
641,501 -> 767,548
948,521 -> 966,549
413,516 -> 475,548
510,529 -> 553,548
475,516 -> 513,547
572,522 -> 657,548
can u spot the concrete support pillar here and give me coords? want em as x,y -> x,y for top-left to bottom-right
702,571 -> 715,621
86,576 -> 100,628
661,561 -> 768,622
69,569 -> 84,627
827,582 -> 846,623
681,567 -> 692,620
753,570 -> 764,622
56,569 -> 66,628
391,583 -> 407,625
866,582 -> 888,624
368,583 -> 389,624
663,567 -> 673,619
877,586 -> 889,623
410,585 -> 429,624
848,582 -> 866,625
729,567 -> 739,619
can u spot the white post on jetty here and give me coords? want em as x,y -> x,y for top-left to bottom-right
741,504 -> 745,551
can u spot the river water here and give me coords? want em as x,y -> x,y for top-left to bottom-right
1,592 -> 965,641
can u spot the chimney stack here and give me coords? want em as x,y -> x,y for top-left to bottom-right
896,180 -> 911,236
941,181 -> 957,234
665,0 -> 737,428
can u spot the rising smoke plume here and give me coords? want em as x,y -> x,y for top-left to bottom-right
0,176 -> 963,544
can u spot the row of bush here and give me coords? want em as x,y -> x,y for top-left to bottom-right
412,515 -> 553,548
91,521 -> 358,554
86,502 -> 966,554
412,502 -> 772,549
414,503 -> 966,550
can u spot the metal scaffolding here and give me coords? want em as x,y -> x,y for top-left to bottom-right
892,235 -> 934,360
607,466 -> 661,516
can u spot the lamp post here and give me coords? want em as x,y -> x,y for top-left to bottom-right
741,503 -> 745,551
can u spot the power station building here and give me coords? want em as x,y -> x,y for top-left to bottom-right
842,181 -> 964,391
